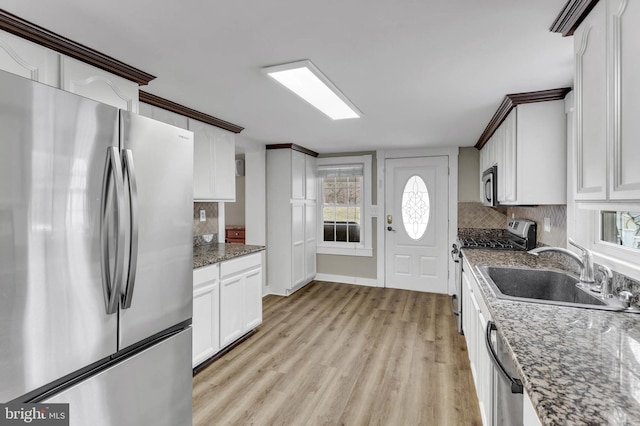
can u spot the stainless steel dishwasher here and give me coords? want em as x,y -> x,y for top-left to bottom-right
486,321 -> 524,425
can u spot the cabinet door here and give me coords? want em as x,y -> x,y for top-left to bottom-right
0,30 -> 59,86
244,266 -> 263,330
476,310 -> 492,426
305,155 -> 317,200
220,274 -> 245,348
190,119 -> 236,201
192,265 -> 220,367
501,109 -> 517,203
608,0 -> 640,200
573,1 -> 607,200
60,57 -> 139,112
139,103 -> 188,129
305,203 -> 317,280
291,150 -> 306,200
292,203 -> 306,286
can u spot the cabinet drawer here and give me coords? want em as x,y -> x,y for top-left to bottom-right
194,263 -> 219,288
220,253 -> 261,279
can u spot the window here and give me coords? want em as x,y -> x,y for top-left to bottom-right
316,155 -> 372,256
601,211 -> 640,250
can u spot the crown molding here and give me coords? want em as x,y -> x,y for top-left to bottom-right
0,9 -> 155,85
266,143 -> 319,157
475,88 -> 571,150
550,0 -> 600,37
139,91 -> 244,134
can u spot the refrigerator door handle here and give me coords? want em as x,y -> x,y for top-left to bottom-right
121,149 -> 139,309
100,147 -> 126,315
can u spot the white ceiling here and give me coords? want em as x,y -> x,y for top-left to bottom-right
2,0 -> 573,154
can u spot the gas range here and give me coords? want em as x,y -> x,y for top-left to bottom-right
459,237 -> 521,250
459,219 -> 537,252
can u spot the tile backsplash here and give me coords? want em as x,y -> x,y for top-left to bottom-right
193,202 -> 218,245
458,202 -> 567,247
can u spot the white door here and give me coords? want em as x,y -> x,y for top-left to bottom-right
384,156 -> 449,292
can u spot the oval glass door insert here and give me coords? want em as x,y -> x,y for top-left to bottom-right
402,175 -> 430,240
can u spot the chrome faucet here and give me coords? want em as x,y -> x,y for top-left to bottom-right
591,264 -> 614,298
528,238 -> 595,284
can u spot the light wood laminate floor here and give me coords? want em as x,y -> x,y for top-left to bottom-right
193,281 -> 482,425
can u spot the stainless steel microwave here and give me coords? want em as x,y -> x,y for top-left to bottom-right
482,165 -> 498,207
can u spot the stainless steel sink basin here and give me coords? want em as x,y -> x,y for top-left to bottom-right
477,266 -> 627,311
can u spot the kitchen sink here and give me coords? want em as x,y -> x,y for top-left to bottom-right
477,266 -> 628,312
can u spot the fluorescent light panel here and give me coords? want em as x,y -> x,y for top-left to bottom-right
264,60 -> 361,120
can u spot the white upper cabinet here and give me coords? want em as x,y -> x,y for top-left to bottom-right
305,155 -> 317,201
139,103 -> 188,129
0,30 -> 59,86
574,0 -> 608,201
573,0 -> 640,202
189,118 -> 236,202
60,57 -> 139,112
291,150 -> 306,200
505,100 -> 566,205
608,0 -> 640,200
480,98 -> 567,205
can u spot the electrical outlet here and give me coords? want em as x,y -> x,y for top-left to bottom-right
199,209 -> 206,222
544,217 -> 551,233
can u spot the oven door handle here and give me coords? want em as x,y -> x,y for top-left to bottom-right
450,294 -> 459,317
486,321 -> 523,394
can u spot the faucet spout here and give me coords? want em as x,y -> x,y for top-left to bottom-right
528,239 -> 595,284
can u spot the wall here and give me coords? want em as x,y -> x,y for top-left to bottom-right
193,202 -> 219,245
225,175 -> 245,226
458,147 -> 480,202
316,151 -> 377,281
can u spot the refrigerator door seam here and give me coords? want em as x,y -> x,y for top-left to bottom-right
121,148 -> 139,309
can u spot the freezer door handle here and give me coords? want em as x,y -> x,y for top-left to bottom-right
121,149 -> 139,309
100,146 -> 126,315
486,321 -> 523,394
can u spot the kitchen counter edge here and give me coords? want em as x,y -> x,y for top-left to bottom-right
193,243 -> 266,269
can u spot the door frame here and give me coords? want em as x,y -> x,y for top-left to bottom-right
376,148 -> 459,294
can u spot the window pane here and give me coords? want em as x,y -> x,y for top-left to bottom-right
335,222 -> 348,242
348,224 -> 360,242
601,211 -> 640,249
402,175 -> 430,240
323,206 -> 336,222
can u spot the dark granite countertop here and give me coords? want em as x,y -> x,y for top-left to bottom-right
193,243 -> 265,269
462,248 -> 640,425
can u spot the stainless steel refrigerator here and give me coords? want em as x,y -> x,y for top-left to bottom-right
0,69 -> 193,425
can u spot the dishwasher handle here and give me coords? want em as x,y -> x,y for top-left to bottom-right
450,294 -> 459,317
486,321 -> 523,394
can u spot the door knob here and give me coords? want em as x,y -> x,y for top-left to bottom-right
387,226 -> 396,232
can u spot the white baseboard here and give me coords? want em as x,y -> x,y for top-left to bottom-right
314,273 -> 380,287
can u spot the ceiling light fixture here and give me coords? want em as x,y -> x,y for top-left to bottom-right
263,60 -> 361,120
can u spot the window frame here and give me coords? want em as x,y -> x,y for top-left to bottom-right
316,155 -> 372,257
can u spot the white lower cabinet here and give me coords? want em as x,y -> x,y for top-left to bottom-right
192,253 -> 263,368
462,264 -> 492,426
523,390 -> 542,426
192,264 -> 220,368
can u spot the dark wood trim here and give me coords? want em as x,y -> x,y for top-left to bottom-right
474,87 -> 571,150
266,143 -> 319,157
139,91 -> 244,134
0,9 -> 155,85
549,0 -> 600,37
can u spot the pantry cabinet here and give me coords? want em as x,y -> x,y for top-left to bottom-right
573,0 -> 640,201
266,145 -> 318,296
189,118 -> 236,202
